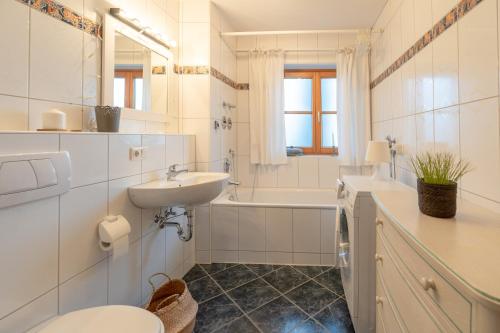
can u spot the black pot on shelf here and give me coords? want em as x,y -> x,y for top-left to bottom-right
95,106 -> 121,132
417,178 -> 457,218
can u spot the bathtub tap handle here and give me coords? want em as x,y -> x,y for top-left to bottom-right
228,180 -> 240,186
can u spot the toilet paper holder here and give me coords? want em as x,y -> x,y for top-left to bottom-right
98,215 -> 131,251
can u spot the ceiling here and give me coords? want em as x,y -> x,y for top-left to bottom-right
211,0 -> 387,32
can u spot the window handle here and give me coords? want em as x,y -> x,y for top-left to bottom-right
317,112 -> 321,123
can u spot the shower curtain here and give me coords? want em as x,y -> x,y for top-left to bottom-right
336,43 -> 371,166
248,50 -> 287,165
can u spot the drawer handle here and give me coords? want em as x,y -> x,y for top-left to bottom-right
375,254 -> 383,262
376,219 -> 384,226
376,296 -> 384,304
419,277 -> 436,291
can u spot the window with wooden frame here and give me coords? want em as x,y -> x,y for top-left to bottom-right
114,69 -> 144,110
284,69 -> 338,155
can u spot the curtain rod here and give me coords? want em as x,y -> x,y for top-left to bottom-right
221,29 -> 383,37
235,48 -> 346,53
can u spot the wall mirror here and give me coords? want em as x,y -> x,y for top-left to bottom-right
103,14 -> 173,123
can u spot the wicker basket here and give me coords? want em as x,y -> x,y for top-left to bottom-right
145,273 -> 198,333
417,178 -> 457,218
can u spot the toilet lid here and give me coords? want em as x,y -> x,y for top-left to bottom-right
38,305 -> 164,333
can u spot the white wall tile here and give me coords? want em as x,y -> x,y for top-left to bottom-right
434,106 -> 460,156
60,182 -> 108,281
30,10 -> 83,104
108,175 -> 142,242
211,250 -> 238,263
414,0 -> 432,38
415,44 -> 434,113
195,206 -> 210,250
257,35 -> 277,49
236,122 -> 250,155
236,90 -> 249,123
391,68 -> 403,118
298,157 -> 319,188
142,135 -> 166,172
141,229 -> 166,303
293,253 -> 321,265
181,75 -> 210,118
319,157 -> 339,189
256,165 -> 277,187
83,33 -> 101,107
238,207 -> 266,251
182,0 -> 210,22
165,134 -> 184,167
59,260 -> 108,314
165,221 -> 184,274
321,254 -> 336,266
432,0 -> 457,23
0,1 -> 29,97
293,209 -> 321,253
0,197 -> 58,319
29,100 -> 83,131
109,135 -> 141,180
238,251 -> 266,264
458,0 -> 498,104
0,289 -> 57,333
401,58 -> 416,116
211,206 -> 238,250
108,239 -> 141,306
61,134 -> 108,187
183,135 -> 196,165
318,33 -> 339,49
460,97 -> 500,202
416,111 -> 435,153
277,158 -> 299,188
433,25 -> 458,109
0,133 -> 59,153
401,0 -> 416,50
393,115 -> 416,170
266,251 -> 293,264
182,23 -> 210,65
196,250 -> 211,264
0,95 -> 28,131
265,208 -> 293,252
320,210 -> 336,253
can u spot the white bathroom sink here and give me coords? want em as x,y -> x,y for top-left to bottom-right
128,172 -> 229,208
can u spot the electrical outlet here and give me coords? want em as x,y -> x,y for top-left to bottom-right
129,147 -> 144,161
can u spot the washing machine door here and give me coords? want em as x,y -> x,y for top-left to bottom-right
336,207 -> 349,268
341,206 -> 357,321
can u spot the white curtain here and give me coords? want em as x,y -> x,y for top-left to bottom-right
336,43 -> 371,166
248,50 -> 287,165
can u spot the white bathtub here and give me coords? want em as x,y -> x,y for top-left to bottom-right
197,187 -> 338,266
212,187 -> 337,209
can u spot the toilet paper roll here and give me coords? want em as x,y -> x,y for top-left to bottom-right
42,109 -> 66,130
99,215 -> 131,260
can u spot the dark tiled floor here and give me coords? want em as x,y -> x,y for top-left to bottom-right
183,263 -> 354,333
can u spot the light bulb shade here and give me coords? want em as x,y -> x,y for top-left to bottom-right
365,140 -> 391,163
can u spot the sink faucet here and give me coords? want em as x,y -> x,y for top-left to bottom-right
167,164 -> 189,180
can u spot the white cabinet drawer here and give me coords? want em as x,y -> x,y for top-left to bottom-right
376,233 -> 442,332
376,269 -> 405,333
376,212 -> 471,332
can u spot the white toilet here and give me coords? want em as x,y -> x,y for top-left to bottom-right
33,305 -> 164,333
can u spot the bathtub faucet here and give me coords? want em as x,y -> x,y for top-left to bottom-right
167,164 -> 189,180
228,180 -> 240,186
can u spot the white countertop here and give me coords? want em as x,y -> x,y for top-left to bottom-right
372,188 -> 500,303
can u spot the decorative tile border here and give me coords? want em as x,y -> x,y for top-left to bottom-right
16,0 -> 102,37
174,65 -> 250,90
173,64 -> 210,75
370,0 -> 483,89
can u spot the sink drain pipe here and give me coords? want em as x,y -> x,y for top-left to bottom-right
154,207 -> 194,242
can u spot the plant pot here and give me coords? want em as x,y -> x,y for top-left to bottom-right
417,178 -> 457,218
95,106 -> 121,132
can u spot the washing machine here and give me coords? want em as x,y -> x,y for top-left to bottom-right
336,176 -> 398,333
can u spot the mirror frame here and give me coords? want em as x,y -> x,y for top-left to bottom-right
102,14 -> 173,123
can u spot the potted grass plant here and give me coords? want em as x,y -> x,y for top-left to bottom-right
411,152 -> 471,218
